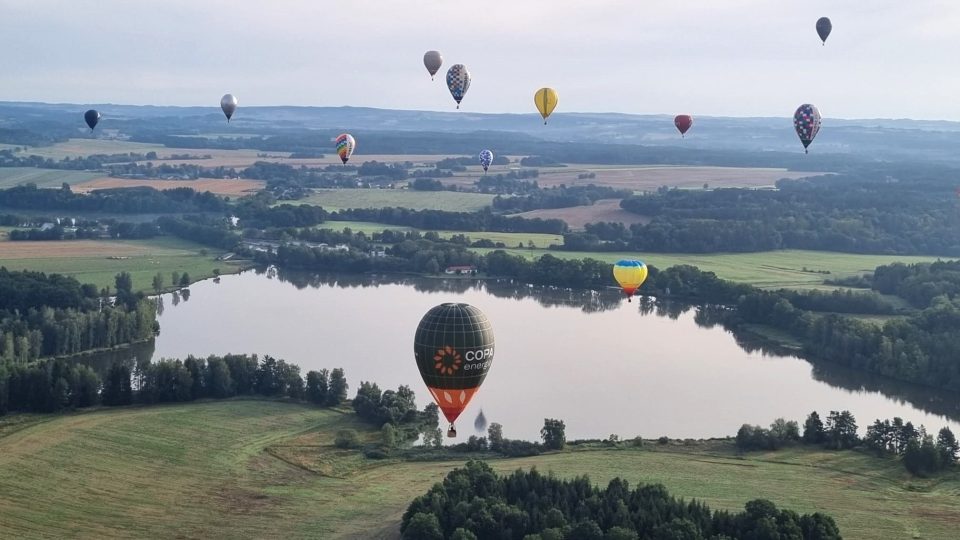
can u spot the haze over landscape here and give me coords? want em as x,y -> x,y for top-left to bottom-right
2,2 -> 960,540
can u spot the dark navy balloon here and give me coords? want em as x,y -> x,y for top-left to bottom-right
816,17 -> 832,45
84,109 -> 101,130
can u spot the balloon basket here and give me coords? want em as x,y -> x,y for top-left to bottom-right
447,424 -> 457,438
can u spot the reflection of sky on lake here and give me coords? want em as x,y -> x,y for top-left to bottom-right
147,271 -> 960,441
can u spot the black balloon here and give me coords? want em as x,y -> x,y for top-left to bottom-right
84,109 -> 101,130
816,17 -> 832,45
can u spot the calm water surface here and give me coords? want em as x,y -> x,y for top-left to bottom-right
99,270 -> 960,441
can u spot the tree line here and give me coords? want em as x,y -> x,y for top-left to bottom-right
0,269 -> 157,362
606,168 -> 960,255
0,184 -> 229,214
400,460 -> 841,540
0,353 -> 348,415
737,410 -> 958,477
492,184 -> 632,212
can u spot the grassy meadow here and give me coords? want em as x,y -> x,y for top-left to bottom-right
0,400 -> 957,540
472,247 -> 942,289
0,168 -> 103,189
298,188 -> 496,212
0,236 -> 241,292
322,220 -> 564,247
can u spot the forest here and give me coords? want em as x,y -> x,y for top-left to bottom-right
0,270 -> 157,362
400,460 -> 841,540
610,167 -> 960,255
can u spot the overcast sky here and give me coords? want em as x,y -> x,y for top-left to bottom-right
2,1 -> 959,120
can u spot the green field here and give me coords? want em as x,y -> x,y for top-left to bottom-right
18,139 -> 168,159
473,248 -> 943,289
324,220 -> 564,247
0,236 -> 242,292
298,189 -> 496,212
0,401 -> 956,540
0,168 -> 103,188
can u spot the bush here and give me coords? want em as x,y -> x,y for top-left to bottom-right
334,429 -> 360,449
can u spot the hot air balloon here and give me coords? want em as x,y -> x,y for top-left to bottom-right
424,50 -> 443,80
474,410 -> 488,433
613,259 -> 648,302
793,104 -> 822,154
414,303 -> 495,437
674,115 -> 693,138
446,64 -> 471,109
335,133 -> 356,164
534,87 -> 558,124
479,149 -> 494,173
816,17 -> 832,45
83,110 -> 101,130
220,94 -> 238,122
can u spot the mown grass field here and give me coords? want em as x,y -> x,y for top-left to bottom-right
472,248 -> 942,289
323,220 -> 564,247
298,188 -> 496,212
0,236 -> 241,292
0,167 -> 103,189
19,139 -> 170,159
0,401 -> 957,540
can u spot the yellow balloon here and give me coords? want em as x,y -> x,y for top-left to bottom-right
534,87 -> 558,124
613,260 -> 648,302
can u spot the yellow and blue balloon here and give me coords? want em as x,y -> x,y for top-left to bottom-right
613,259 -> 648,302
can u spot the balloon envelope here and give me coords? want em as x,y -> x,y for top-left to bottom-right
613,259 -> 648,298
474,410 -> 488,432
220,94 -> 238,122
335,133 -> 356,164
479,149 -> 494,172
83,110 -> 101,130
534,88 -> 559,124
423,50 -> 443,79
446,64 -> 471,108
816,17 -> 832,44
674,114 -> 693,137
414,303 -> 495,434
793,104 -> 822,153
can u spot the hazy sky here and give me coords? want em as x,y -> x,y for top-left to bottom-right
3,1 -> 960,120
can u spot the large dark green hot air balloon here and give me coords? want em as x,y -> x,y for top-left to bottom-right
84,109 -> 101,130
414,303 -> 495,437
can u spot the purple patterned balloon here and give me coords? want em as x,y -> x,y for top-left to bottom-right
793,104 -> 821,154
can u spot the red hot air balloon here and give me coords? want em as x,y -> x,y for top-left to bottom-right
414,303 -> 495,437
674,115 -> 693,138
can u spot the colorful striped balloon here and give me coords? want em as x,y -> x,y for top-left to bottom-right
335,133 -> 356,164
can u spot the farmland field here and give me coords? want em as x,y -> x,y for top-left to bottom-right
0,236 -> 240,292
532,165 -> 820,190
72,177 -> 265,196
323,220 -> 564,246
18,139 -> 169,159
0,167 -> 103,188
1,401 -> 956,540
471,248 -> 942,289
509,198 -> 651,229
299,188 -> 495,212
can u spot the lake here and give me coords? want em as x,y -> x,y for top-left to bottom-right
90,269 -> 960,441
